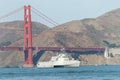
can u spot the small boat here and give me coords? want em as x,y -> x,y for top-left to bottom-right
37,53 -> 80,68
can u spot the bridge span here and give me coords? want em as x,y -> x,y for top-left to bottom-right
0,5 -> 105,67
0,46 -> 105,52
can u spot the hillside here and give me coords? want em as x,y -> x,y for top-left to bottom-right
32,8 -> 120,48
1,8 -> 120,67
0,21 -> 48,44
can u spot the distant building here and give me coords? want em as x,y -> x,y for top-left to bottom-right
104,48 -> 120,58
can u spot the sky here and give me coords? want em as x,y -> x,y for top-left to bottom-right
1,0 -> 120,27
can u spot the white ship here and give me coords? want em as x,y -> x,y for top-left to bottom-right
37,53 -> 80,68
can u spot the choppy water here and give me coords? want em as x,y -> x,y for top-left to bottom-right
0,65 -> 120,80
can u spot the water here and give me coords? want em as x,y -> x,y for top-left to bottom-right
0,65 -> 120,80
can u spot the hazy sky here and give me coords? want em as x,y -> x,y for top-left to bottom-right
1,0 -> 120,27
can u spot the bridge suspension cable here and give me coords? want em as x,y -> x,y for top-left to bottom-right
31,6 -> 59,27
0,6 -> 23,20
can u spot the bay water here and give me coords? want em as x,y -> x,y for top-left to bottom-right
0,65 -> 120,80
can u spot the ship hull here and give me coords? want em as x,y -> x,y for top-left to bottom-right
37,60 -> 80,68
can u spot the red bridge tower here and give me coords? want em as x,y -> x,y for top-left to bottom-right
23,5 -> 33,67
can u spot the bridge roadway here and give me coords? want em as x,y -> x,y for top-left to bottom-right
0,46 -> 105,52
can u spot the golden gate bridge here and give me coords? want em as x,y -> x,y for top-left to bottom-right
0,5 -> 105,67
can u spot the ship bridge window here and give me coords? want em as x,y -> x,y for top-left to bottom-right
63,56 -> 67,58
